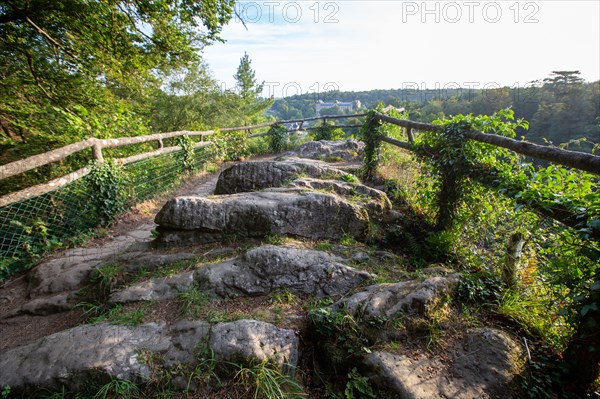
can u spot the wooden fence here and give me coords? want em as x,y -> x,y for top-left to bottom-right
1,110 -> 598,209
0,114 -> 363,208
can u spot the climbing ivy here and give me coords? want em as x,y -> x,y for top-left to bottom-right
414,108 -> 526,229
176,135 -> 196,173
313,121 -> 345,141
359,110 -> 384,180
85,160 -> 130,225
210,129 -> 250,161
267,124 -> 288,153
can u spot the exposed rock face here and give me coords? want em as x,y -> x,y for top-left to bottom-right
214,159 -> 347,195
108,271 -> 195,303
109,245 -> 372,302
27,247 -> 196,297
0,320 -> 298,393
195,245 -> 372,298
363,328 -> 524,399
154,190 -> 370,243
333,275 -> 460,320
0,323 -> 170,392
210,320 -> 298,366
289,178 -> 391,219
281,140 -> 364,162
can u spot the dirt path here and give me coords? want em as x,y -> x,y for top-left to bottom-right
0,162 -> 234,352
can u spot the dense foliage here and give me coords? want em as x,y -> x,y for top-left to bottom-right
270,71 -> 599,153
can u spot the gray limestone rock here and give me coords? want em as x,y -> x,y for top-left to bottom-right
334,275 -> 460,320
288,178 -> 391,219
363,328 -> 524,399
214,159 -> 347,195
154,190 -> 370,243
4,292 -> 73,317
0,319 -> 300,393
0,323 -> 170,392
108,271 -> 195,303
209,320 -> 298,367
109,245 -> 372,302
281,140 -> 364,162
195,245 -> 372,298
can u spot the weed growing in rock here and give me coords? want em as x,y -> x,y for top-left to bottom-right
93,378 -> 140,399
178,287 -> 210,318
234,359 -> 305,399
344,368 -> 376,399
90,263 -> 122,295
84,304 -> 147,326
270,288 -> 298,306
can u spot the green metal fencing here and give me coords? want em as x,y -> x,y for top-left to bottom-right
0,147 -> 210,282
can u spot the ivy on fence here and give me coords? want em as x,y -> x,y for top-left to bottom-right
267,124 -> 288,153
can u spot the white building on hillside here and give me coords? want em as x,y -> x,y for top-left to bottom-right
315,100 -> 361,116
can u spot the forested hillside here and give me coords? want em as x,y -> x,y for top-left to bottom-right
0,0 -> 271,166
271,71 -> 599,151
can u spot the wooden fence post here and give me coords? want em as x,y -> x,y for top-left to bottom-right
92,141 -> 104,163
406,127 -> 414,143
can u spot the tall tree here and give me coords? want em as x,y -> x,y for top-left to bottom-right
233,52 -> 263,104
232,52 -> 272,123
0,0 -> 234,156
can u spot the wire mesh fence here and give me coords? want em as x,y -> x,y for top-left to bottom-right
0,147 -> 210,282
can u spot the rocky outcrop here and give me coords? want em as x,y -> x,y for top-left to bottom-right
363,328 -> 524,399
214,159 -> 348,195
109,245 -> 372,302
196,245 -> 372,298
281,140 -> 364,162
154,190 -> 370,243
0,320 -> 298,393
27,247 -> 196,297
0,323 -> 171,392
333,275 -> 460,320
289,178 -> 391,219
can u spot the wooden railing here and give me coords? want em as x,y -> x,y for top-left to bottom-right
371,113 -> 600,175
367,112 -> 600,239
0,114 -> 365,207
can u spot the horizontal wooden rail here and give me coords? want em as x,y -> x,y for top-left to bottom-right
373,113 -> 600,175
0,142 -> 212,207
0,112 -> 368,183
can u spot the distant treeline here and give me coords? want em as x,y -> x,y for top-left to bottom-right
270,71 -> 599,151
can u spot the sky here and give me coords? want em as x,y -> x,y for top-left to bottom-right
202,0 -> 600,98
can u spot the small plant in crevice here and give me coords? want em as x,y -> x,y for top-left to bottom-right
233,359 -> 306,399
93,377 -> 141,399
81,303 -> 147,326
90,263 -> 122,296
344,368 -> 376,399
178,286 -> 210,318
308,303 -> 371,378
340,173 -> 359,183
270,288 -> 298,305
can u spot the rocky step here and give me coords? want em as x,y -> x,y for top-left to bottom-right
0,319 -> 298,394
155,189 -> 375,244
280,139 -> 365,162
109,245 -> 372,303
363,328 -> 524,399
214,158 -> 351,195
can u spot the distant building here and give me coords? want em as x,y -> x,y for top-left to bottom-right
315,100 -> 361,116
